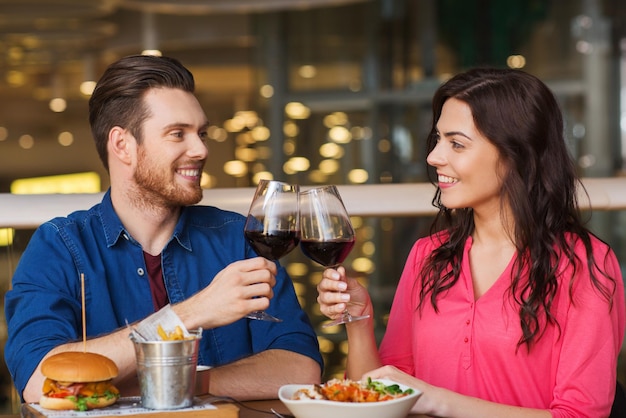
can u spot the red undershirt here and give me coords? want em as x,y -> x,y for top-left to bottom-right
143,252 -> 168,311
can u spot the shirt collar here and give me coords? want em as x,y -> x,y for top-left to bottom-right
172,207 -> 192,251
97,189 -> 193,252
98,189 -> 127,248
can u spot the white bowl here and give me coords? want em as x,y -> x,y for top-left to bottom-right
278,379 -> 421,418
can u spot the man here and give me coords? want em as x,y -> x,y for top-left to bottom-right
5,55 -> 322,403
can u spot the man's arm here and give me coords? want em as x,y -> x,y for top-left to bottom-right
21,327 -> 137,403
204,349 -> 321,400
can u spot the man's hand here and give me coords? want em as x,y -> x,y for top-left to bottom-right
174,257 -> 278,329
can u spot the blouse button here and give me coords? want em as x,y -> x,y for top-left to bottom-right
466,319 -> 470,325
137,268 -> 145,276
464,337 -> 469,343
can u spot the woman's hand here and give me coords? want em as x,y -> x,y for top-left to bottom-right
364,365 -> 551,418
363,365 -> 439,415
316,266 -> 372,322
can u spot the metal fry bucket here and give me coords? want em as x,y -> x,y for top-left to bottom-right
131,331 -> 202,410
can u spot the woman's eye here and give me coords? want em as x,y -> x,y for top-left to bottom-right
451,140 -> 463,149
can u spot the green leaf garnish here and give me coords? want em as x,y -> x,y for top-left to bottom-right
365,377 -> 414,396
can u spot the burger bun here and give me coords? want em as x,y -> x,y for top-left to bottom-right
40,351 -> 119,411
41,351 -> 118,382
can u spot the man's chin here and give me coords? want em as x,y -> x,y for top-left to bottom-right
133,170 -> 204,207
181,187 -> 204,206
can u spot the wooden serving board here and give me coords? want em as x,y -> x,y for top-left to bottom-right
21,401 -> 239,418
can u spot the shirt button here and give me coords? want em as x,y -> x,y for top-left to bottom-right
466,319 -> 470,325
137,268 -> 145,276
464,337 -> 469,343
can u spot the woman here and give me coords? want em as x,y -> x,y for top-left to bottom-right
318,68 -> 625,417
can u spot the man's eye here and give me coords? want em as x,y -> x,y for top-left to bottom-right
171,131 -> 184,138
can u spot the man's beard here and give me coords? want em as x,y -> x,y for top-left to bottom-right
133,151 -> 204,208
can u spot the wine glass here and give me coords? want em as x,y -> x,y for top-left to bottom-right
299,185 -> 369,327
244,180 -> 300,322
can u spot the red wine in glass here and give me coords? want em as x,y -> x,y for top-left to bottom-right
245,230 -> 300,261
299,185 -> 369,327
299,238 -> 354,267
243,180 -> 300,322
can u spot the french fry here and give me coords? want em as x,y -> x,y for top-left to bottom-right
157,324 -> 169,340
157,324 -> 189,341
171,326 -> 184,340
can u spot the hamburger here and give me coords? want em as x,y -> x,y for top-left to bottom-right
40,351 -> 120,411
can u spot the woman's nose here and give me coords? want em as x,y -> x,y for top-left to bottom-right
426,144 -> 444,167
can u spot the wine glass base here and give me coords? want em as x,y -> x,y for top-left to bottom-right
322,313 -> 369,328
247,310 -> 282,322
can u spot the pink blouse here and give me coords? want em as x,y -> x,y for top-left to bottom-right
379,234 -> 625,417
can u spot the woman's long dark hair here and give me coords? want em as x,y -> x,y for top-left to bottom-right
420,68 -> 617,349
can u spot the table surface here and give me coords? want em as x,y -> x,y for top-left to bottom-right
238,399 -> 291,417
8,399 -> 428,418
237,399 -> 428,418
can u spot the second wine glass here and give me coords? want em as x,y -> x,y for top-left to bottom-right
244,179 -> 300,322
299,185 -> 369,327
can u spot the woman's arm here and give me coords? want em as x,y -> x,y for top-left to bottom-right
366,365 -> 551,418
317,267 -> 382,378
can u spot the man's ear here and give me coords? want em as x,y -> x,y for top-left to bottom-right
108,126 -> 133,165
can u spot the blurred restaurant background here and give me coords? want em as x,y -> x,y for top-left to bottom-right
1,0 -> 626,412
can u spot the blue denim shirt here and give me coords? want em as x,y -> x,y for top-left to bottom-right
4,190 -> 322,398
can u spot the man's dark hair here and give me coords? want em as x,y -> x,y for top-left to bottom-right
88,55 -> 195,171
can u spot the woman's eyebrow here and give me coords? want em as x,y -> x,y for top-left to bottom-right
439,129 -> 473,141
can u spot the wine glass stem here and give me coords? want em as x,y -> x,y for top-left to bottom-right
332,264 -> 353,320
341,309 -> 352,320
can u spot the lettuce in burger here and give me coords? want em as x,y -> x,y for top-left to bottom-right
40,351 -> 120,411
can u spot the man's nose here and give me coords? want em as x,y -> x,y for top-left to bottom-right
189,135 -> 209,159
